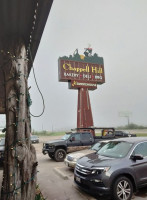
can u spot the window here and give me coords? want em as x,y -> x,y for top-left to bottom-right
132,142 -> 147,157
115,131 -> 122,136
74,133 -> 81,141
62,134 -> 71,140
0,138 -> 5,146
81,132 -> 91,141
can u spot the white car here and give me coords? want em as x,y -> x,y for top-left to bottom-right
64,140 -> 109,168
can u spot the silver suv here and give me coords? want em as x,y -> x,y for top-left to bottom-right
74,137 -> 147,200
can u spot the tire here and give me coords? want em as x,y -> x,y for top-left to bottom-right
48,152 -> 54,159
112,176 -> 133,200
54,149 -> 66,162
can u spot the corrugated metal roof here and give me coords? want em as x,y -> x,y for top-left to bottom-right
0,0 -> 53,113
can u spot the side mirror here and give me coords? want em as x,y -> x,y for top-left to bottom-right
70,137 -> 75,142
131,154 -> 143,161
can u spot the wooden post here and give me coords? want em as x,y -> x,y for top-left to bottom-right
1,45 -> 37,200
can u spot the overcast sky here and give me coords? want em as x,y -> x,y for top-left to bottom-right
27,0 -> 147,131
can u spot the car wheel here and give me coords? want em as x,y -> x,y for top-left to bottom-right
48,153 -> 54,159
54,149 -> 66,162
112,176 -> 133,200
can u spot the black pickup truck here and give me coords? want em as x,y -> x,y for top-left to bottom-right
114,130 -> 136,137
42,128 -> 116,162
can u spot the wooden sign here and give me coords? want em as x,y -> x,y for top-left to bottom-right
58,51 -> 105,90
59,59 -> 105,84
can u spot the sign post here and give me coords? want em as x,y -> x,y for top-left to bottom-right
58,49 -> 105,135
119,111 -> 132,126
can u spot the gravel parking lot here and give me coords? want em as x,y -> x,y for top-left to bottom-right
0,135 -> 147,200
36,136 -> 97,200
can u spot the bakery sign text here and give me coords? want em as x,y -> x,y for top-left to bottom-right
59,59 -> 105,84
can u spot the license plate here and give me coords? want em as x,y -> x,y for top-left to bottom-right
76,176 -> 81,183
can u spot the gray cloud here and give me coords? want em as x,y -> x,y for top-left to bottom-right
28,0 -> 147,131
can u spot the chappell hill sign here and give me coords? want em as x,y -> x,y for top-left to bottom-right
58,49 -> 105,90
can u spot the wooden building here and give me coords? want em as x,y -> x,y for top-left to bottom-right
0,0 -> 53,199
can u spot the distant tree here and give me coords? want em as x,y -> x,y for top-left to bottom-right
117,123 -> 147,130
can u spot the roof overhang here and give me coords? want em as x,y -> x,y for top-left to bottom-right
0,0 -> 53,113
0,0 -> 53,63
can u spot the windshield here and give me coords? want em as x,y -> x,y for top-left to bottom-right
61,134 -> 71,140
91,142 -> 106,151
0,139 -> 5,146
31,135 -> 38,139
98,141 -> 133,158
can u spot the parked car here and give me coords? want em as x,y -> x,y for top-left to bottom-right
0,138 -> 5,164
42,128 -> 115,162
30,135 -> 39,143
74,137 -> 147,200
114,130 -> 136,137
64,140 -> 109,168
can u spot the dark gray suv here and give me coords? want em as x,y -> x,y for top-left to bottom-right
74,137 -> 147,200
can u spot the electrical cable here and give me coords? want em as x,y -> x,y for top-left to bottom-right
28,47 -> 45,117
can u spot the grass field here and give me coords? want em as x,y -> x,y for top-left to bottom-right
33,131 -> 147,137
33,131 -> 65,136
0,131 -> 147,139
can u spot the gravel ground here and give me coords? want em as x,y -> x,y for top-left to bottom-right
0,135 -> 147,200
